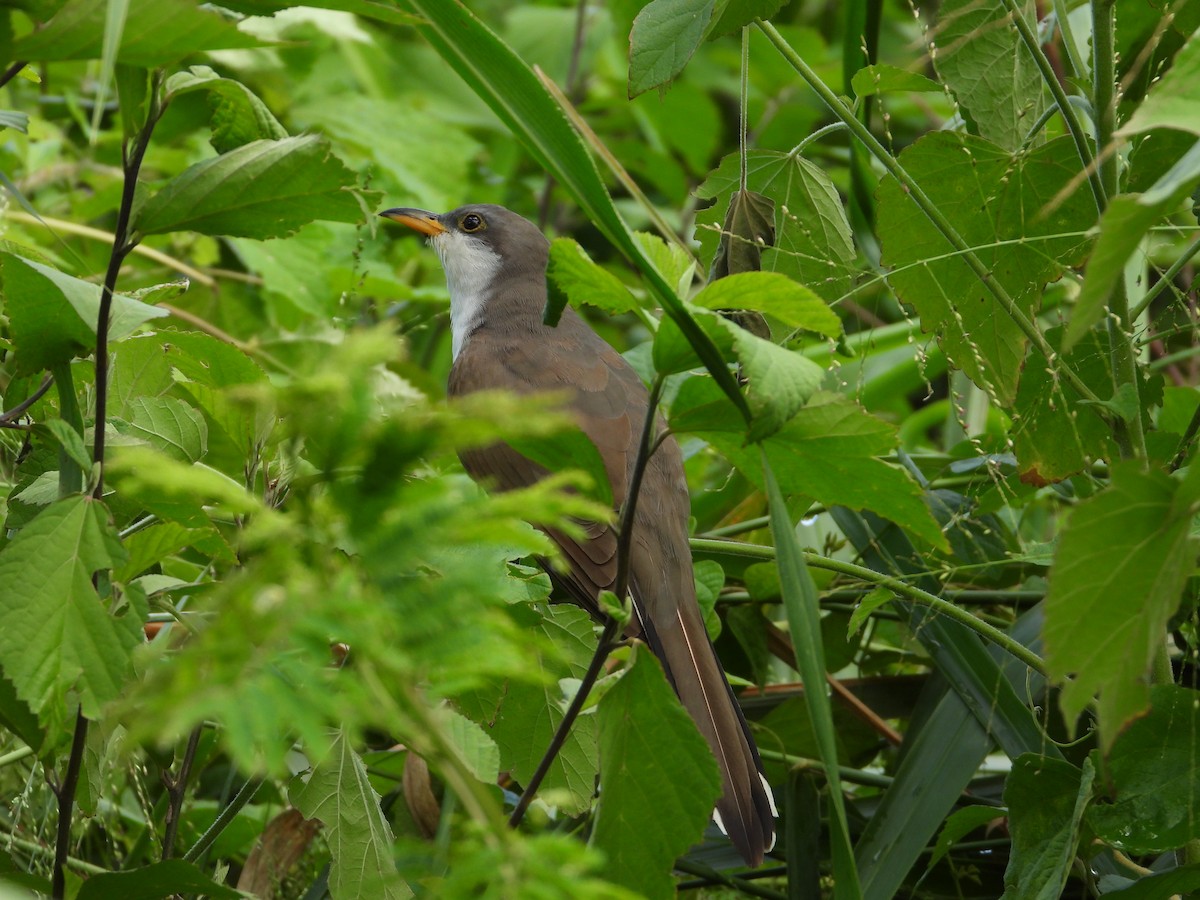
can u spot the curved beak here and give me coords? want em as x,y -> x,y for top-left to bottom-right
380,207 -> 446,236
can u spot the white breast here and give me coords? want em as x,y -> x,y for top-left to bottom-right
433,229 -> 502,361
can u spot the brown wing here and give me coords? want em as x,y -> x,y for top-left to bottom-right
449,309 -> 641,624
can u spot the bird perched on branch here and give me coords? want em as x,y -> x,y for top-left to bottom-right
382,203 -> 776,866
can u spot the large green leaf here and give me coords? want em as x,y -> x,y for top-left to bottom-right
590,648 -> 722,899
292,730 -> 411,899
165,65 -> 288,153
134,136 -> 368,239
1087,685 -> 1200,853
546,238 -> 639,318
876,132 -> 1096,406
1043,464 -> 1199,747
8,0 -> 261,65
933,0 -> 1048,150
1,253 -> 169,375
0,497 -> 138,729
691,271 -> 841,338
1001,756 -> 1094,900
689,390 -> 947,550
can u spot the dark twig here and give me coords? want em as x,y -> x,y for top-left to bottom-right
162,726 -> 204,859
50,710 -> 88,899
52,71 -> 166,900
509,375 -> 668,828
0,373 -> 53,425
537,0 -> 590,229
0,61 -> 28,90
1170,401 -> 1200,473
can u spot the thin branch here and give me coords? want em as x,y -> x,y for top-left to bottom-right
51,711 -> 88,900
162,726 -> 204,860
0,373 -> 53,425
1170,401 -> 1200,472
0,61 -> 28,90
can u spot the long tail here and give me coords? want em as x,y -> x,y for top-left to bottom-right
634,584 -> 777,866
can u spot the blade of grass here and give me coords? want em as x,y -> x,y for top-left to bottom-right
763,449 -> 861,899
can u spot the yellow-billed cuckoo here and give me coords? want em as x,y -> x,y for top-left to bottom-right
382,203 -> 776,865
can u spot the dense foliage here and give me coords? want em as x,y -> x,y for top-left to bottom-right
1,0 -> 1198,897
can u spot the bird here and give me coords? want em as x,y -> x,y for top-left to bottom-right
381,203 -> 776,866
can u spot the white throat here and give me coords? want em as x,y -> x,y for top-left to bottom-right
432,229 -> 502,360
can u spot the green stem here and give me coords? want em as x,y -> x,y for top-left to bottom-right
1092,0 -> 1147,460
1052,0 -> 1090,82
690,537 -> 1048,675
758,749 -> 894,788
0,746 -> 34,768
182,776 -> 262,862
998,0 -> 1106,211
754,19 -> 1106,413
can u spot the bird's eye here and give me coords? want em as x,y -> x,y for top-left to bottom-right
460,213 -> 485,232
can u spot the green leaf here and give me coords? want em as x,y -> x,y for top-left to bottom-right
8,0 -> 261,66
1043,464 -> 1198,747
438,706 -> 500,784
165,65 -> 288,153
506,428 -> 615,509
1001,755 -> 1094,900
112,397 -> 208,463
0,497 -> 137,728
692,270 -> 841,338
1067,139 -> 1200,349
876,133 -> 1096,406
75,860 -> 242,899
38,418 -> 92,473
0,110 -> 29,132
0,253 -> 169,375
851,63 -> 942,97
135,136 -> 368,239
633,232 -> 696,297
696,150 -> 857,303
546,238 -> 639,321
116,522 -> 217,582
694,392 -> 948,550
291,730 -> 411,899
627,0 -> 716,98
933,0 -> 1048,150
589,648 -> 722,899
763,450 -> 861,898
729,324 -> 825,441
847,586 -> 894,638
1087,684 -> 1200,853
1121,25 -> 1200,137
